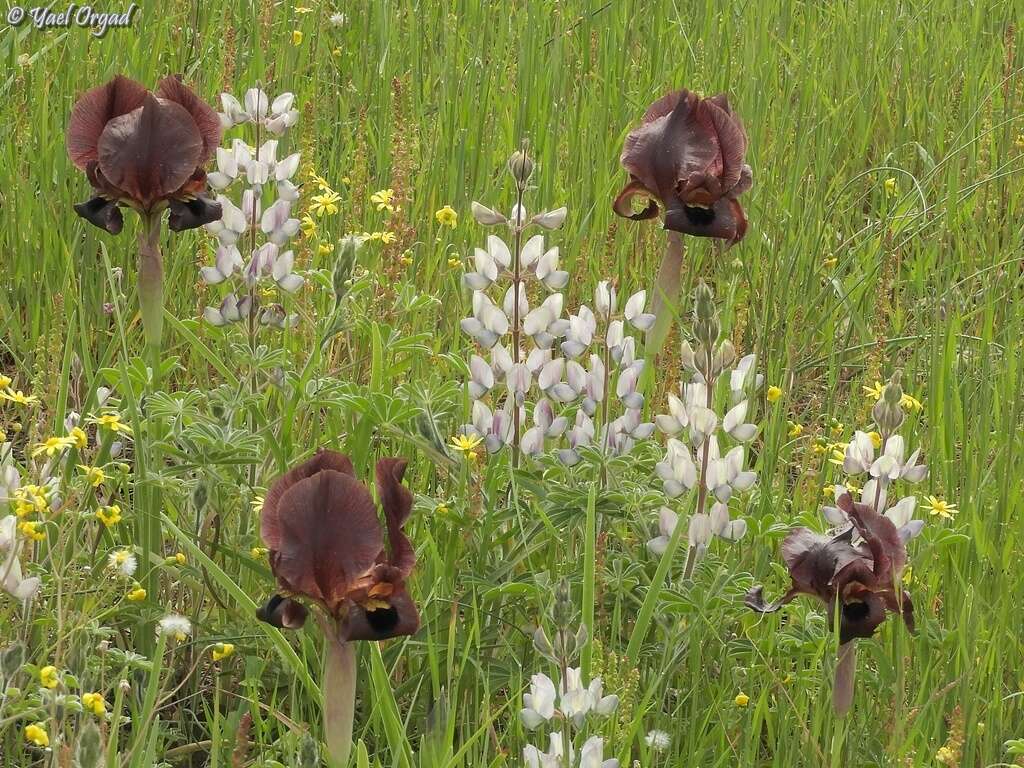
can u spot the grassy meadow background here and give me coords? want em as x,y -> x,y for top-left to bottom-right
1,0 -> 1023,765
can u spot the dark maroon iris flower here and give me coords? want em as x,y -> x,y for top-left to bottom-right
66,75 -> 222,234
257,450 -> 420,643
746,492 -> 914,644
613,89 -> 752,243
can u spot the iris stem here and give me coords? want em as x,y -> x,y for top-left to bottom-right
646,231 -> 685,355
137,214 -> 164,386
323,631 -> 357,768
136,212 -> 165,642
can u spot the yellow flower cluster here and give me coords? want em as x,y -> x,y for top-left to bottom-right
212,642 -> 236,661
78,464 -> 106,487
81,691 -> 106,716
39,665 -> 59,689
12,484 -> 50,517
96,505 -> 122,528
19,520 -> 45,542
435,205 -> 457,228
359,231 -> 397,244
24,723 -> 48,747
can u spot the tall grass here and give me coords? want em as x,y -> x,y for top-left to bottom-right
1,0 -> 1022,765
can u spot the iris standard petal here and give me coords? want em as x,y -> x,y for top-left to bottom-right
97,93 -> 203,209
67,75 -> 148,169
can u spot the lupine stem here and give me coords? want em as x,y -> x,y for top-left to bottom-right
509,180 -> 526,468
323,629 -> 357,768
683,355 -> 717,580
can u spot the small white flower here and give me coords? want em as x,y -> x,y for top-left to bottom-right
204,195 -> 247,246
531,207 -> 567,230
470,201 -> 507,226
645,729 -> 671,752
1,515 -> 41,600
647,507 -> 678,555
730,354 -> 763,402
624,290 -> 655,331
329,12 -> 347,26
200,244 -> 244,285
594,281 -> 616,318
688,512 -> 713,549
870,435 -> 928,484
261,199 -> 300,246
535,247 -> 569,290
107,548 -> 137,578
157,614 -> 193,641
843,430 -> 876,475
709,500 -> 748,540
520,672 -> 556,729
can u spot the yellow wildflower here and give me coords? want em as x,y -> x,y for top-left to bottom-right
310,190 -> 342,217
935,746 -> 956,765
91,413 -> 132,434
32,436 -> 75,458
0,374 -> 10,389
900,393 -> 923,411
78,464 -> 106,487
766,385 -> 782,403
24,723 -> 49,747
81,692 -> 106,716
734,692 -> 750,707
450,434 -> 483,460
0,389 -> 38,406
96,505 -> 122,528
435,205 -> 458,228
300,214 -> 317,237
318,242 -> 335,256
925,496 -> 957,520
370,188 -> 395,212
295,5 -> 312,12
883,177 -> 898,198
380,231 -> 397,244
787,422 -> 804,438
862,381 -> 884,400
20,520 -> 45,541
292,30 -> 303,45
822,257 -> 838,269
126,586 -> 147,602
251,546 -> 268,559
447,257 -> 462,269
39,665 -> 59,689
212,642 -> 236,662
69,426 -> 88,449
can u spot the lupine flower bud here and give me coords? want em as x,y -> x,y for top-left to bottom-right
552,579 -> 574,627
873,371 -> 905,433
333,235 -> 361,303
508,147 -> 535,188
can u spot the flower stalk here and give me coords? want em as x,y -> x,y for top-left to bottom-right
136,213 -> 164,381
323,628 -> 357,768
